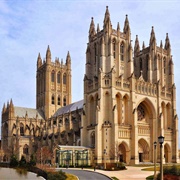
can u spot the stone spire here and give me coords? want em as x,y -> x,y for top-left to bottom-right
142,41 -> 145,49
149,26 -> 156,47
123,15 -> 130,34
37,52 -> 42,68
97,23 -> 100,33
66,51 -> 71,70
134,35 -> 140,56
46,45 -> 51,64
160,40 -> 163,48
103,6 -> 112,33
66,51 -> 71,63
117,22 -> 120,36
10,99 -> 13,108
89,17 -> 96,38
164,33 -> 171,51
2,103 -> 6,113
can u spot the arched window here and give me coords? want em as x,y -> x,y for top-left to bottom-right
94,43 -> 97,64
20,123 -> 24,136
120,42 -> 124,61
63,97 -> 66,106
63,73 -> 66,84
57,72 -> 60,84
163,58 -> 166,74
140,58 -> 143,71
91,131 -> 95,148
51,70 -> 55,82
23,144 -> 29,155
58,96 -> 60,105
52,95 -> 55,104
112,39 -> 116,59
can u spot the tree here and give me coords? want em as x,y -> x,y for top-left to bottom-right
109,141 -> 120,164
10,154 -> 19,167
36,146 -> 53,165
19,155 -> 26,167
29,154 -> 36,166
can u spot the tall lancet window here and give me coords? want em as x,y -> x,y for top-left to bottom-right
140,58 -> 143,71
63,73 -> 66,84
120,42 -> 124,61
113,39 -> 116,59
94,43 -> 97,64
163,58 -> 166,74
57,72 -> 60,84
51,70 -> 55,82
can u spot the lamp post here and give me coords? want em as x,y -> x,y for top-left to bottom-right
154,141 -> 157,180
158,135 -> 164,180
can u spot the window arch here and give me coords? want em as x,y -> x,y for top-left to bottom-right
163,57 -> 166,74
91,131 -> 95,148
63,73 -> 66,84
23,144 -> 29,155
140,58 -> 143,71
94,43 -> 97,64
120,42 -> 124,61
112,39 -> 116,59
20,123 -> 24,136
52,95 -> 55,104
58,96 -> 60,105
57,72 -> 61,84
51,70 -> 55,82
63,97 -> 66,106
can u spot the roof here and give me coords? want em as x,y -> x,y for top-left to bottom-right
14,106 -> 45,119
57,145 -> 91,150
53,99 -> 84,117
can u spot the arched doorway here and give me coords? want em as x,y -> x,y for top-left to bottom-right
164,143 -> 171,163
138,139 -> 150,162
118,142 -> 130,164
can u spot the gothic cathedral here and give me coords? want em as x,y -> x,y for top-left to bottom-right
1,6 -> 179,165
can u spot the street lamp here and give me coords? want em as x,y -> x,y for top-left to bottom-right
158,135 -> 164,180
153,141 -> 157,180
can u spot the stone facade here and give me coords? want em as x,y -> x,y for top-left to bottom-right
1,6 -> 179,165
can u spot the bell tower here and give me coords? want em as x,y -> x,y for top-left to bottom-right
36,46 -> 72,119
82,6 -> 133,164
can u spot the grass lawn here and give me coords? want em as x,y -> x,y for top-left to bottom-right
142,163 -> 180,171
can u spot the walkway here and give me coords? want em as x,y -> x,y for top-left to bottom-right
58,166 -> 155,180
93,166 -> 154,180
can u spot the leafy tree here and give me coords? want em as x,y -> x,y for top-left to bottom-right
10,154 -> 19,167
19,155 -> 26,167
36,146 -> 53,165
29,154 -> 36,166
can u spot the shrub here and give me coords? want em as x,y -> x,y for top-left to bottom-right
19,155 -> 27,167
156,165 -> 180,180
47,170 -> 67,180
29,154 -> 36,166
10,154 -> 19,167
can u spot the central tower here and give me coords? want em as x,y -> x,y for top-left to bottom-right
36,46 -> 72,119
82,6 -> 133,164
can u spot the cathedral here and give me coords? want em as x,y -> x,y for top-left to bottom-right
1,6 -> 179,166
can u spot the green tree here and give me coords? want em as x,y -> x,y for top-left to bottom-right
19,155 -> 26,167
29,154 -> 36,166
10,154 -> 19,167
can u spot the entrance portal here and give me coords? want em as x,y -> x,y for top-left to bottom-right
138,139 -> 150,162
139,153 -> 143,162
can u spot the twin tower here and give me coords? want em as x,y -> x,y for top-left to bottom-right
36,46 -> 72,119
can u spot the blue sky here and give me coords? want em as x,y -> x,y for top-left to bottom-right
0,0 -> 180,147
